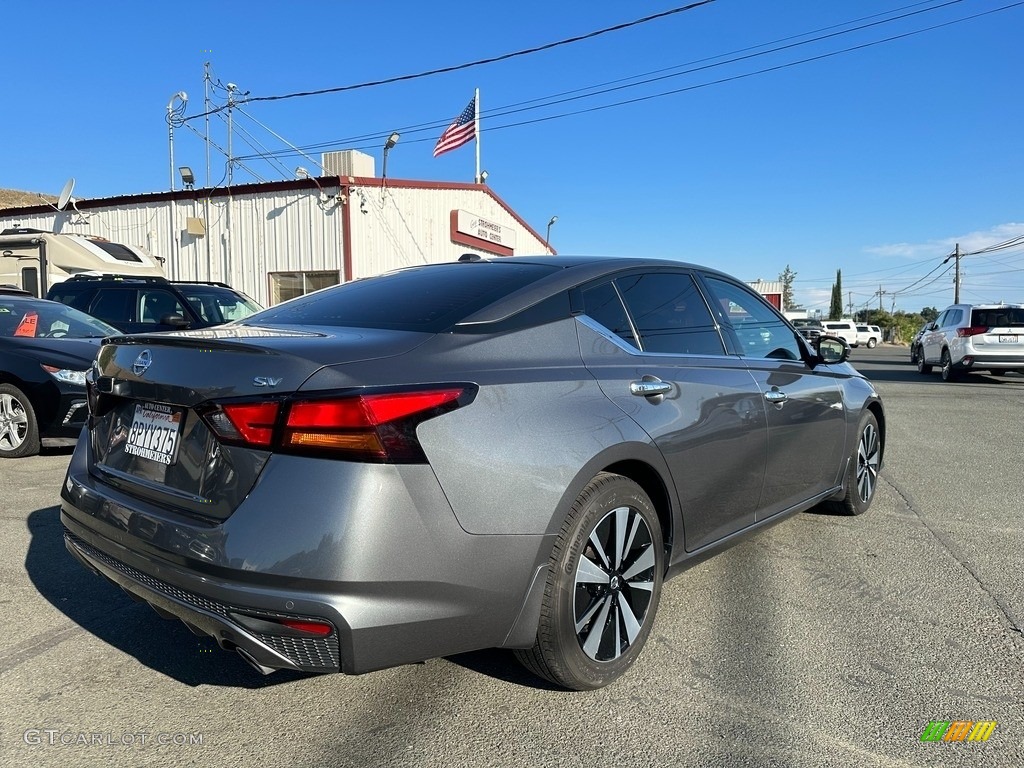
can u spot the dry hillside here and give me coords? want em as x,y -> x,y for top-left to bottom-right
0,188 -> 56,210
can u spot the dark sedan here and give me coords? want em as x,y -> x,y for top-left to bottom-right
60,256 -> 884,690
0,295 -> 117,458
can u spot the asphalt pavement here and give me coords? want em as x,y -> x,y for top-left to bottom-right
0,344 -> 1021,768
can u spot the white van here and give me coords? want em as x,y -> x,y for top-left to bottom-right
820,319 -> 859,347
0,228 -> 164,297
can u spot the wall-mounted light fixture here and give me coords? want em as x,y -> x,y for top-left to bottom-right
179,166 -> 195,189
296,166 -> 338,208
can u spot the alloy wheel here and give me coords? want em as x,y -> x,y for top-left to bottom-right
856,421 -> 880,504
574,505 -> 657,662
0,393 -> 28,451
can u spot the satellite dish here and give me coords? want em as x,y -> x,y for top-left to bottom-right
57,178 -> 76,211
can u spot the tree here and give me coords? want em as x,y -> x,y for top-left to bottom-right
829,269 -> 843,320
921,306 -> 939,322
778,265 -> 799,311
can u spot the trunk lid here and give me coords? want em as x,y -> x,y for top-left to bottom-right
87,324 -> 430,520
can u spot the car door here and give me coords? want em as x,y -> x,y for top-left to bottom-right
698,275 -> 847,519
922,308 -> 959,363
576,270 -> 768,552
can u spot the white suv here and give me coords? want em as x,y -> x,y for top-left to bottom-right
820,320 -> 859,348
856,324 -> 881,348
918,303 -> 1024,381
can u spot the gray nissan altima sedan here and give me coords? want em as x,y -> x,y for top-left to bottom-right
60,255 -> 884,690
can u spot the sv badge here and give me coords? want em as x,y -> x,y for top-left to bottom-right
253,376 -> 283,388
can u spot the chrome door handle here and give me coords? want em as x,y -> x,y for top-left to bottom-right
630,377 -> 672,398
764,389 -> 788,405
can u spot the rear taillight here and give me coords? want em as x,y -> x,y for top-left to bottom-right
957,326 -> 988,337
199,386 -> 472,463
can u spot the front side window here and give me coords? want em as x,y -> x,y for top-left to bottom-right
138,289 -> 188,325
175,285 -> 261,324
702,277 -> 802,361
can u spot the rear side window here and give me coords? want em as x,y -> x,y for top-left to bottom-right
48,287 -> 97,313
582,282 -> 637,348
88,289 -> 136,327
614,273 -> 725,355
942,309 -> 963,327
248,263 -> 558,332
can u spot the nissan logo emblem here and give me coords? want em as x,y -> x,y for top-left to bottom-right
133,349 -> 153,376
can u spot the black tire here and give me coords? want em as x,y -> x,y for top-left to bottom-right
826,411 -> 881,516
989,369 -> 1006,376
867,338 -> 877,349
940,349 -> 959,382
909,345 -> 918,364
917,353 -> 932,375
0,384 -> 41,459
515,473 -> 664,690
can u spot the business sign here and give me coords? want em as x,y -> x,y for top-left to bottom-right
450,210 -> 516,256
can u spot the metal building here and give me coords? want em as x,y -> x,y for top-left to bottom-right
0,172 -> 552,307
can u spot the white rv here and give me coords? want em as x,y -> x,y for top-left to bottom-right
0,228 -> 164,297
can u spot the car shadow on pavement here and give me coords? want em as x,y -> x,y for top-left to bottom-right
444,649 -> 565,691
25,505 -> 308,689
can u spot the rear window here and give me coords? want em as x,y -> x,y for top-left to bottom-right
971,308 -> 1024,328
247,263 -> 558,332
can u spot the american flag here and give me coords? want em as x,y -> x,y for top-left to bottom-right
433,96 -> 476,158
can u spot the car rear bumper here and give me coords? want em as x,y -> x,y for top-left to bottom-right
59,438 -> 552,675
957,354 -> 1024,369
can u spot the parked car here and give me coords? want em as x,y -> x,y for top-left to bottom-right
0,295 -> 117,458
918,303 -> 1024,381
856,324 -> 881,348
60,256 -> 885,690
820,320 -> 860,347
909,321 -> 930,364
46,275 -> 261,333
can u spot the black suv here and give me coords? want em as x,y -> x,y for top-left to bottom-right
46,275 -> 261,333
791,317 -> 823,344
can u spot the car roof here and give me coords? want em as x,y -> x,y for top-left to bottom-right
452,255 -> 742,325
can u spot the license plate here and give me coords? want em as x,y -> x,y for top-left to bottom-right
125,403 -> 184,466
998,335 -> 1018,343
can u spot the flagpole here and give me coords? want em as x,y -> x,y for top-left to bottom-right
474,87 -> 481,183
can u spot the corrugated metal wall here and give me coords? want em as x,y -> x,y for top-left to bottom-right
347,183 -> 534,279
0,183 -> 547,306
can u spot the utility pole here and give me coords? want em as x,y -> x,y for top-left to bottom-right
875,284 -> 890,312
943,243 -> 962,303
954,242 -> 960,303
847,292 -> 854,318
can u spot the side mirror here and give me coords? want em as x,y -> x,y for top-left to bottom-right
160,313 -> 191,329
816,335 -> 850,364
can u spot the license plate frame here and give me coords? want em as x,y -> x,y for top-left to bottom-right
998,334 -> 1018,343
124,403 -> 185,466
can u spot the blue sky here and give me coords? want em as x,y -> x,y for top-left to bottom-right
3,0 -> 1021,315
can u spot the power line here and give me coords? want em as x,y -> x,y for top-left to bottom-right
232,0 -> 1023,166
233,0 -> 976,163
183,1 -> 719,122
